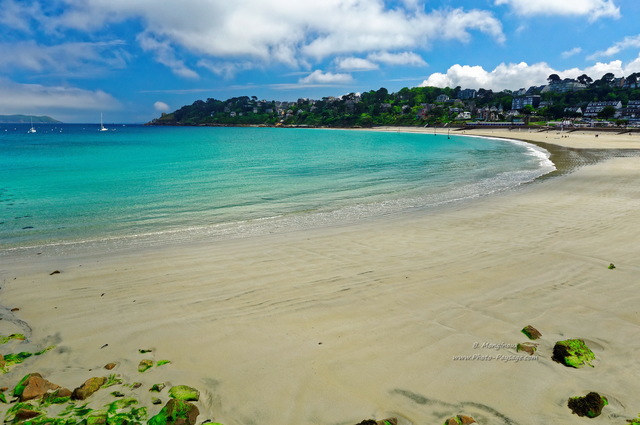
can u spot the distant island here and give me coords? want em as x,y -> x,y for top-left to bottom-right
0,114 -> 61,124
149,72 -> 640,128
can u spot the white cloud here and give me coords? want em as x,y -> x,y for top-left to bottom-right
494,0 -> 620,21
0,40 -> 129,74
10,1 -> 504,70
588,34 -> 640,59
0,78 -> 120,116
421,60 -> 634,90
367,51 -> 427,66
336,57 -> 379,71
136,33 -> 199,79
299,70 -> 353,85
153,101 -> 170,112
561,47 -> 583,59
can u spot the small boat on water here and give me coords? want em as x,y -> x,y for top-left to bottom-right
99,113 -> 108,132
27,117 -> 36,133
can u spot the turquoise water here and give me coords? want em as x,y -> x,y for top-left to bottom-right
0,124 -> 554,253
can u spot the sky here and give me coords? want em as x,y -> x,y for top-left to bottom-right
2,0 -> 640,123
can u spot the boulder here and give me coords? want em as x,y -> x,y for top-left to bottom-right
72,376 -> 107,400
521,325 -> 542,340
568,392 -> 608,418
552,339 -> 595,368
169,385 -> 200,401
148,398 -> 200,425
13,373 -> 61,401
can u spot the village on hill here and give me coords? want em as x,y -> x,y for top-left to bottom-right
150,72 -> 640,129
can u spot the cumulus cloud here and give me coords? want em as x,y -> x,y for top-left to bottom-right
299,70 -> 353,85
494,0 -> 620,21
588,34 -> 640,59
5,0 -> 504,72
0,78 -> 120,115
420,60 -> 634,91
153,101 -> 170,112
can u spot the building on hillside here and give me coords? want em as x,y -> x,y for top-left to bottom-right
542,79 -> 587,93
459,89 -> 476,100
583,101 -> 622,118
564,107 -> 583,116
436,94 -> 450,102
512,95 -> 541,110
616,100 -> 640,124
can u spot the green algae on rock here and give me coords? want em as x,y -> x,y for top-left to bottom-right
72,377 -> 107,400
148,399 -> 199,425
168,385 -> 199,402
552,339 -> 596,368
521,325 -> 542,340
1,346 -> 56,374
0,334 -> 26,344
138,359 -> 154,373
568,392 -> 608,418
443,415 -> 476,425
150,383 -> 166,393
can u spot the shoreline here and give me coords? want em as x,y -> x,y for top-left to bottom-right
3,129 -> 640,424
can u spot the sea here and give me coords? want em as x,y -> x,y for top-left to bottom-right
0,124 -> 555,255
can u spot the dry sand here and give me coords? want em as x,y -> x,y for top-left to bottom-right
2,128 -> 640,425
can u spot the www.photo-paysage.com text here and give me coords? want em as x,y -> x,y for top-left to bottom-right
452,354 -> 539,362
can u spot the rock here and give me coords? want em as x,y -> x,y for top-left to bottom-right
14,408 -> 43,421
568,392 -> 608,418
49,270 -> 61,275
444,415 -> 477,425
72,376 -> 107,400
150,383 -> 166,392
148,398 -> 200,425
0,355 -> 5,369
104,363 -> 117,370
13,373 -> 61,401
152,397 -> 163,405
517,342 -> 539,355
42,387 -> 73,404
521,325 -> 542,340
552,339 -> 596,368
85,412 -> 108,425
169,385 -> 200,401
608,263 -> 616,269
138,359 -> 154,372
355,419 -> 397,425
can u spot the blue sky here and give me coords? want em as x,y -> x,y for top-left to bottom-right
1,0 -> 640,123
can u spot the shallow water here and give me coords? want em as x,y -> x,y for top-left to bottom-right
0,125 -> 554,253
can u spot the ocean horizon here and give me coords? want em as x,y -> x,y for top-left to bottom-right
0,124 -> 554,255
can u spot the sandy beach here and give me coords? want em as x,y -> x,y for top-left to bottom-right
2,128 -> 640,425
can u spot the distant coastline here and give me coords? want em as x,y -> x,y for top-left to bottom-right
0,114 -> 61,124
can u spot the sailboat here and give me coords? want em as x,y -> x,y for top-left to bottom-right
27,117 -> 36,133
99,113 -> 108,132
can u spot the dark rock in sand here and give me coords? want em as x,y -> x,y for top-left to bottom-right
568,392 -> 608,418
14,408 -> 43,421
355,419 -> 397,425
552,339 -> 595,368
49,270 -> 61,275
104,362 -> 117,370
72,376 -> 107,400
521,325 -> 542,340
138,359 -> 154,372
148,398 -> 200,425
